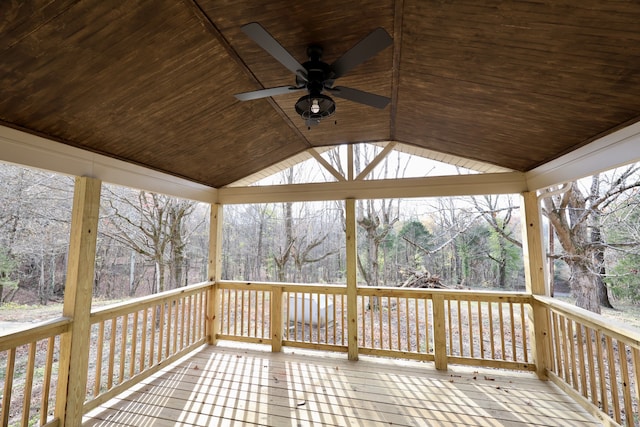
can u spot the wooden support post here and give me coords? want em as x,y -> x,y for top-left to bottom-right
207,203 -> 223,345
271,286 -> 283,352
345,198 -> 358,360
432,293 -> 448,370
54,176 -> 102,427
521,191 -> 551,379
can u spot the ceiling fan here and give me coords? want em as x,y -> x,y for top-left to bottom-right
234,22 -> 393,126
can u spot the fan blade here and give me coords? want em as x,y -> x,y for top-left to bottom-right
241,22 -> 307,80
330,28 -> 392,79
234,86 -> 304,101
331,86 -> 390,109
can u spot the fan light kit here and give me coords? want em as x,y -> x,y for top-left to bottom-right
234,23 -> 392,127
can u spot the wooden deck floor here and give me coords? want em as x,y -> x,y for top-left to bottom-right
83,343 -> 600,427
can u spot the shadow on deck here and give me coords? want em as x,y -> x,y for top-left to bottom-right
83,342 -> 599,426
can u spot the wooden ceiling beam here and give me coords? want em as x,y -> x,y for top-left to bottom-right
355,141 -> 398,180
218,171 -> 527,204
389,0 -> 404,140
184,0 -> 312,148
308,148 -> 346,182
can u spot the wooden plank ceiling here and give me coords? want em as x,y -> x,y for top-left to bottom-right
1,0 -> 639,188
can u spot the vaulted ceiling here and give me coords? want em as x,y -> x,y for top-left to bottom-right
1,1 -> 639,188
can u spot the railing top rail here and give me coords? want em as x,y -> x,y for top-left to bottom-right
357,286 -> 532,300
216,280 -> 533,301
217,280 -> 346,289
90,281 -> 213,324
217,280 -> 348,294
535,295 -> 640,350
0,316 -> 71,352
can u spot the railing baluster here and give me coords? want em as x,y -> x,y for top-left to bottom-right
131,311 -> 139,377
284,292 -> 290,340
359,295 -> 365,346
575,323 -> 587,397
108,318 -> 116,389
253,290 -> 259,338
595,330 -> 608,415
240,290 -> 245,336
498,302 -> 505,360
405,298 -> 410,352
158,303 -> 165,363
41,336 -> 56,425
21,341 -> 37,426
478,301 -> 484,358
584,326 -> 598,406
387,296 -> 392,350
415,298 -> 420,353
334,294 -> 338,345
633,347 -> 640,419
447,299 -> 453,356
262,291 -> 267,339
561,315 -> 571,383
1,348 -> 16,426
191,294 -> 196,346
509,302 -> 516,361
551,312 -> 561,375
468,300 -> 474,358
302,292 -> 307,341
424,298 -> 430,354
173,298 -> 179,353
567,319 -> 577,388
141,307 -> 148,372
342,293 -> 346,346
222,288 -> 228,335
181,296 -> 186,351
396,297 -> 401,350
617,341 -> 634,427
149,305 -> 156,366
294,292 -> 299,341
519,302 -> 527,363
488,302 -> 495,359
325,293 -> 329,344
606,336 -> 621,423
457,299 -> 463,357
165,302 -> 172,357
193,292 -> 198,342
194,292 -> 206,341
317,292 -> 321,343
119,313 -> 128,382
94,322 -> 105,397
233,290 -> 238,336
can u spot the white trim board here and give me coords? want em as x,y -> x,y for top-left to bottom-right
0,125 -> 217,203
525,121 -> 640,191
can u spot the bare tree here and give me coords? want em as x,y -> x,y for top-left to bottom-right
541,165 -> 640,312
102,187 -> 198,294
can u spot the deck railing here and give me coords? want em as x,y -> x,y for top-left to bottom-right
83,282 -> 210,413
0,282 -> 210,427
536,295 -> 640,427
216,281 -> 533,371
0,317 -> 70,427
4,281 -> 640,427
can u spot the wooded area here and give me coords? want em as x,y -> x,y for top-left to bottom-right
1,155 -> 639,313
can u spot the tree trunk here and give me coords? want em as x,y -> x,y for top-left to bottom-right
571,260 -> 601,314
590,209 -> 614,308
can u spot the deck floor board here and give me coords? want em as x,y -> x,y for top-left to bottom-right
83,343 -> 601,426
